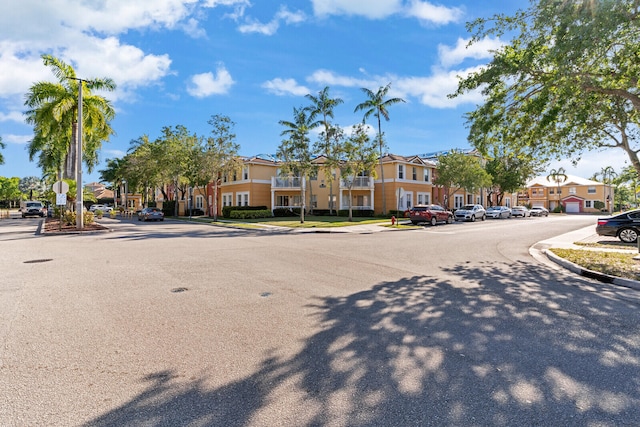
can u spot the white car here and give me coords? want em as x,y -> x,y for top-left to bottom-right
511,206 -> 530,217
454,204 -> 486,222
486,206 -> 512,219
530,206 -> 549,217
89,204 -> 113,213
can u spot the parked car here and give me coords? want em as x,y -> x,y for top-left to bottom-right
486,206 -> 512,219
89,204 -> 113,213
454,204 -> 486,222
21,201 -> 45,218
596,209 -> 640,243
138,207 -> 165,222
407,204 -> 454,226
529,206 -> 549,217
511,206 -> 530,217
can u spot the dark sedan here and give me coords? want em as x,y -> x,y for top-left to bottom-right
138,207 -> 165,222
596,209 -> 640,243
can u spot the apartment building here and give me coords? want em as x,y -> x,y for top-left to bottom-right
522,175 -> 611,213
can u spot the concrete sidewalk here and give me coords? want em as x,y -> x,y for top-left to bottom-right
532,225 -> 640,290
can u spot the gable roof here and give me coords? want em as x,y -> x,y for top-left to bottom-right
527,174 -> 601,187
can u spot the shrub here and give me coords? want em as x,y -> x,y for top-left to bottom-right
229,209 -> 273,219
222,205 -> 268,218
553,205 -> 564,213
273,207 -> 304,217
337,209 -> 374,217
594,200 -> 605,210
62,211 -> 95,225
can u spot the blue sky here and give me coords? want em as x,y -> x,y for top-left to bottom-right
0,0 -> 627,184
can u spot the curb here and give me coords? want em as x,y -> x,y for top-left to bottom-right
544,248 -> 640,291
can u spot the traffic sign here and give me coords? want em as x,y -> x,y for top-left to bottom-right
52,181 -> 69,194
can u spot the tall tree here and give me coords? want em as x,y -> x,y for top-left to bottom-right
596,166 -> 618,213
205,115 -> 243,221
307,86 -> 344,214
484,145 -> 541,206
18,176 -> 46,201
338,124 -> 379,221
354,83 -> 405,215
453,0 -> 640,178
99,157 -> 125,207
277,106 -> 315,223
433,150 -> 491,209
0,177 -> 21,208
547,167 -> 568,211
24,54 -> 116,180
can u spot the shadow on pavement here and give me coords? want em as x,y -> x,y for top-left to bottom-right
85,260 -> 640,426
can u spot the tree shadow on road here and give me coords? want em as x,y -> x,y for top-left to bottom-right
86,260 -> 640,426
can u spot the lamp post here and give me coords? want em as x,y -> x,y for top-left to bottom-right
122,180 -> 127,214
76,79 -> 84,229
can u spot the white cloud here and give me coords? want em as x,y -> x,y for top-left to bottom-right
187,66 -> 235,97
311,0 -> 403,19
311,0 -> 462,24
2,134 -> 31,145
262,78 -> 310,96
405,0 -> 463,25
547,150 -> 631,181
307,69 -> 376,89
238,6 -> 306,35
438,37 -> 503,68
0,110 -> 27,124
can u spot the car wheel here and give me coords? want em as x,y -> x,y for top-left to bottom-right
619,228 -> 638,243
430,217 -> 437,226
481,214 -> 486,221
411,220 -> 418,225
447,216 -> 453,224
471,215 -> 476,222
138,217 -> 142,221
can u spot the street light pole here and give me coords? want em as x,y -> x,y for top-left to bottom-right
76,79 -> 84,229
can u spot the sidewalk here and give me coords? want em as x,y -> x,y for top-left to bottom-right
532,225 -> 640,290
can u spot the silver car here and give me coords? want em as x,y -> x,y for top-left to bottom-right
511,206 -> 530,217
486,206 -> 512,219
454,204 -> 486,222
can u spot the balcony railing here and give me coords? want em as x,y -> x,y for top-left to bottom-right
339,205 -> 373,211
340,177 -> 373,188
272,177 -> 302,188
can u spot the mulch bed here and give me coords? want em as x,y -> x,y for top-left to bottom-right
43,217 -> 109,234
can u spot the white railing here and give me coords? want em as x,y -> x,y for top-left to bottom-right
272,177 -> 302,188
339,205 -> 373,211
340,177 -> 373,188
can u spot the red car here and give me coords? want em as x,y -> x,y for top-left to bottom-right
407,204 -> 454,226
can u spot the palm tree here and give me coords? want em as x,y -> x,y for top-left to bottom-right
24,54 -> 116,180
306,87 -> 343,214
547,167 -> 567,211
0,136 -> 5,165
354,83 -> 405,215
598,166 -> 617,213
99,158 -> 125,208
278,106 -> 315,223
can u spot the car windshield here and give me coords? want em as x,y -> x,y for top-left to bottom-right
461,205 -> 474,210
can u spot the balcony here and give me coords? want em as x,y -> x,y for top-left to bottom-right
272,177 -> 303,189
339,177 -> 374,189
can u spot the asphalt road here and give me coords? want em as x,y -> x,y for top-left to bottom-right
1,215 -> 639,426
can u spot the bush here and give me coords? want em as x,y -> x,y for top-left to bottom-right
553,205 -> 564,213
63,211 -> 95,225
184,208 -> 205,216
222,205 -> 268,218
594,200 -> 605,210
337,209 -> 374,217
162,201 -> 176,216
229,209 -> 273,219
312,209 -> 338,216
273,207 -> 304,217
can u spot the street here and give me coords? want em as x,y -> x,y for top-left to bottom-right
1,215 -> 639,426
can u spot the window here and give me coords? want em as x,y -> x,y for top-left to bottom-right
222,193 -> 232,206
454,195 -> 464,209
310,194 -> 317,208
398,165 -> 404,179
549,188 -> 554,194
276,195 -> 289,207
587,186 -> 596,194
585,200 -> 592,208
417,192 -> 430,205
412,167 -> 417,180
196,195 -> 204,209
328,195 -> 336,209
424,169 -> 430,182
236,192 -> 249,206
243,167 -> 249,180
467,194 -> 473,204
569,187 -> 576,195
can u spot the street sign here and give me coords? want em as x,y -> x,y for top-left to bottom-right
56,193 -> 67,206
52,181 -> 69,194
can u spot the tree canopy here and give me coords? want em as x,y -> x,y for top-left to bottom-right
453,0 -> 640,177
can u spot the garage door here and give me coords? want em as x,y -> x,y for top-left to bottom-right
565,202 -> 580,213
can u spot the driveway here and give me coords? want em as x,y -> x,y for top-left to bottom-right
1,215 -> 639,426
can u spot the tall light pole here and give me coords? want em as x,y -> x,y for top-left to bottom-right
76,78 -> 84,229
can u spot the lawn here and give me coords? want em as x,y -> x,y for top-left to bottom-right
549,248 -> 640,281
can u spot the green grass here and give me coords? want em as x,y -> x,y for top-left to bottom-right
550,248 -> 640,281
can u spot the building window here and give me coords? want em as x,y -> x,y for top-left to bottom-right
454,195 -> 464,209
222,193 -> 232,206
569,187 -> 576,194
549,188 -> 554,194
585,200 -> 592,208
398,165 -> 404,179
310,194 -> 317,208
424,169 -> 430,182
196,195 -> 204,209
243,167 -> 249,180
236,192 -> 249,206
587,186 -> 596,194
412,167 -> 417,180
276,195 -> 289,207
417,192 -> 430,205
